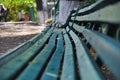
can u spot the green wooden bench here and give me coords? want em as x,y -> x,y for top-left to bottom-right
0,0 -> 120,80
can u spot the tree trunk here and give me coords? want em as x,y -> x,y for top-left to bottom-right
58,0 -> 81,24
35,0 -> 43,11
35,0 -> 48,25
35,0 -> 44,25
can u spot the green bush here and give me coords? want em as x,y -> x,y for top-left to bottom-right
0,0 -> 36,21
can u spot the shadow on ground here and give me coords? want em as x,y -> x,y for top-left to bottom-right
0,22 -> 45,56
0,34 -> 36,56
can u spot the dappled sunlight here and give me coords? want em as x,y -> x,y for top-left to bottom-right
0,23 -> 45,55
0,24 -> 45,38
0,34 -> 35,56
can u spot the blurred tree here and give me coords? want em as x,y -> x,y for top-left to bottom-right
35,0 -> 49,25
35,0 -> 42,11
0,0 -> 36,21
0,0 -> 96,21
35,0 -> 44,24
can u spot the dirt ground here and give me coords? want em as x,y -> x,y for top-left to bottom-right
0,22 -> 45,56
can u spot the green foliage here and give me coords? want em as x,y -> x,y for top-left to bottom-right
0,0 -> 36,21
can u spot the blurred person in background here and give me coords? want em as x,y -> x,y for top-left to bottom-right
0,4 -> 9,22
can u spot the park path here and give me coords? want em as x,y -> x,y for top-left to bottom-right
0,21 -> 45,56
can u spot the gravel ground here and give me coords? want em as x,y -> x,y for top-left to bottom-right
0,22 -> 45,56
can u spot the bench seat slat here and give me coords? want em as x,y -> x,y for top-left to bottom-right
82,29 -> 120,79
17,33 -> 57,80
0,27 -> 54,80
61,29 -> 75,80
0,26 -> 51,67
69,22 -> 84,33
66,27 -> 105,80
41,32 -> 64,80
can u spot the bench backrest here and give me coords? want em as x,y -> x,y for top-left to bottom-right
66,0 -> 120,79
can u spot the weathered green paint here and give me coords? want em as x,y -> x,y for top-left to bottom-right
0,27 -> 54,80
0,25 -> 51,67
67,27 -> 105,80
82,29 -> 120,79
72,0 -> 103,16
17,33 -> 57,80
41,32 -> 64,80
72,2 -> 120,24
69,22 -> 85,33
0,0 -> 120,80
61,29 -> 75,80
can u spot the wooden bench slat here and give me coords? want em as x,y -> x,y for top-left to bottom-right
72,0 -> 119,16
69,22 -> 84,33
0,26 -> 51,67
0,0 -> 119,80
66,27 -> 105,80
61,29 -> 75,80
68,23 -> 120,79
71,2 -> 120,24
82,28 -> 120,79
41,32 -> 64,80
17,33 -> 57,80
0,41 -> 33,66
72,0 -> 103,16
0,27 -> 54,80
